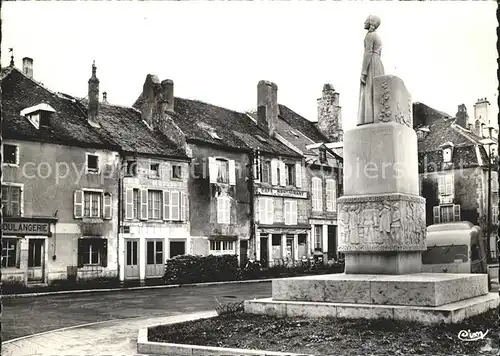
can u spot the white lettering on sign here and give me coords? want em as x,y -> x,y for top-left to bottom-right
256,187 -> 308,199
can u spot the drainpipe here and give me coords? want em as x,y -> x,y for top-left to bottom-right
248,149 -> 256,263
117,156 -> 124,284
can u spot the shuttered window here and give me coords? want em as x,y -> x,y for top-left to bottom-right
284,200 -> 297,225
433,204 -> 461,224
312,177 -> 323,211
326,179 -> 337,212
438,174 -> 454,196
217,196 -> 231,224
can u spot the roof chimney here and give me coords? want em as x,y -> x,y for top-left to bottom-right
317,84 -> 343,142
88,61 -> 100,126
257,80 -> 278,137
22,57 -> 33,78
455,104 -> 468,128
160,79 -> 174,113
102,92 -> 108,104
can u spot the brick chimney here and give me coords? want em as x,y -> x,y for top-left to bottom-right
455,104 -> 468,128
257,80 -> 278,137
22,57 -> 33,79
140,74 -> 161,128
317,84 -> 343,142
88,61 -> 100,126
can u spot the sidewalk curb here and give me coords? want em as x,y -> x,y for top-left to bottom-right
2,310 -> 216,345
2,278 -> 274,299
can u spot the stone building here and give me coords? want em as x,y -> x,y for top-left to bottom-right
84,69 -> 191,282
133,77 -> 300,267
415,101 -> 498,260
1,58 -> 121,286
249,83 -> 344,263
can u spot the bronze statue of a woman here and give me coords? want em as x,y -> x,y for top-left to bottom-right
357,15 -> 385,126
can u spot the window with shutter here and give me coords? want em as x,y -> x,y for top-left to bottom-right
266,198 -> 274,224
312,177 -> 323,211
229,160 -> 236,185
438,175 -> 445,196
279,161 -> 287,187
180,192 -> 186,221
171,191 -> 180,220
103,194 -> 112,219
295,162 -> 302,188
433,206 -> 440,224
253,153 -> 261,181
74,190 -> 83,218
217,197 -> 230,224
125,188 -> 133,220
140,189 -> 148,220
326,180 -> 333,211
271,160 -> 278,185
208,157 -> 218,183
291,201 -> 297,225
284,201 -> 291,225
259,198 -> 266,223
163,191 -> 171,220
493,205 -> 499,225
445,174 -> 453,195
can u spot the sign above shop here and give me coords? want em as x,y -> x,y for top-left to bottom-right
3,222 -> 50,235
255,187 -> 308,199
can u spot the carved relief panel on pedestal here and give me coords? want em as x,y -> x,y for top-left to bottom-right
338,194 -> 426,252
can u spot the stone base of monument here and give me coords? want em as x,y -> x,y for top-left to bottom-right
244,273 -> 499,324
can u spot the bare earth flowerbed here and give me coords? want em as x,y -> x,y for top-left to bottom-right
149,309 -> 499,355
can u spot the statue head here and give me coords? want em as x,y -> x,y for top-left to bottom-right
364,15 -> 381,32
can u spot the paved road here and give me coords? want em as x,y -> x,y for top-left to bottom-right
2,281 -> 272,342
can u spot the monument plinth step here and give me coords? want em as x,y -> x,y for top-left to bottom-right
272,273 -> 488,307
244,293 -> 499,324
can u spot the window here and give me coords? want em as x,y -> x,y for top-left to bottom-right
133,189 -> 140,219
2,239 -> 18,268
147,240 -> 163,265
148,190 -> 163,219
493,205 -> 499,225
172,165 -> 182,179
312,177 -> 323,211
40,111 -> 51,127
319,147 -> 327,163
3,144 -> 19,165
433,204 -> 461,224
28,239 -> 43,268
216,159 -> 229,183
83,191 -> 101,218
276,163 -> 281,186
150,163 -> 160,178
2,185 -> 22,217
285,164 -> 295,186
261,161 -> 271,184
284,200 -> 297,225
86,154 -> 99,173
78,238 -> 107,267
492,176 -> 499,193
209,240 -> 235,254
314,225 -> 322,249
438,174 -> 454,196
217,196 -> 230,224
326,179 -> 337,212
126,160 -> 137,176
442,148 -> 452,163
259,197 -> 274,224
422,245 -> 468,265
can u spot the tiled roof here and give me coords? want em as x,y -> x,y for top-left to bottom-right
134,94 -> 301,157
417,118 -> 472,152
413,102 -> 452,128
2,67 -> 118,150
94,103 -> 189,159
278,104 -> 329,143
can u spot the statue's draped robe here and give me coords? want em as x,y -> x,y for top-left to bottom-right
357,31 -> 385,125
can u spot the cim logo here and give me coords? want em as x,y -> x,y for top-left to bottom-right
458,329 -> 489,342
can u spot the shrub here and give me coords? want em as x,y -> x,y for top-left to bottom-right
164,254 -> 241,284
215,298 -> 245,316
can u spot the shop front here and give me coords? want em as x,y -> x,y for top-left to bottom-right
2,217 -> 56,286
257,225 -> 310,267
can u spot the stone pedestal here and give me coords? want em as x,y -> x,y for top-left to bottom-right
244,75 -> 499,323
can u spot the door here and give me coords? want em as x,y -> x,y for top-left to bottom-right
327,225 -> 337,260
28,239 -> 45,282
298,234 -> 307,259
260,236 -> 268,267
240,240 -> 248,268
169,241 -> 185,258
146,240 -> 164,278
286,235 -> 294,261
125,239 -> 139,279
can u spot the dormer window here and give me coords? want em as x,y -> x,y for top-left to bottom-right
20,103 -> 55,129
440,142 -> 454,164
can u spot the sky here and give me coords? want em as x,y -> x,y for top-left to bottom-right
2,1 -> 497,131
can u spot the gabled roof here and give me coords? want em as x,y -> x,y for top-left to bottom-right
1,67 -> 118,150
93,102 -> 189,159
278,104 -> 329,143
133,94 -> 301,158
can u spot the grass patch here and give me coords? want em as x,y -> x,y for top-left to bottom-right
149,308 -> 499,355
